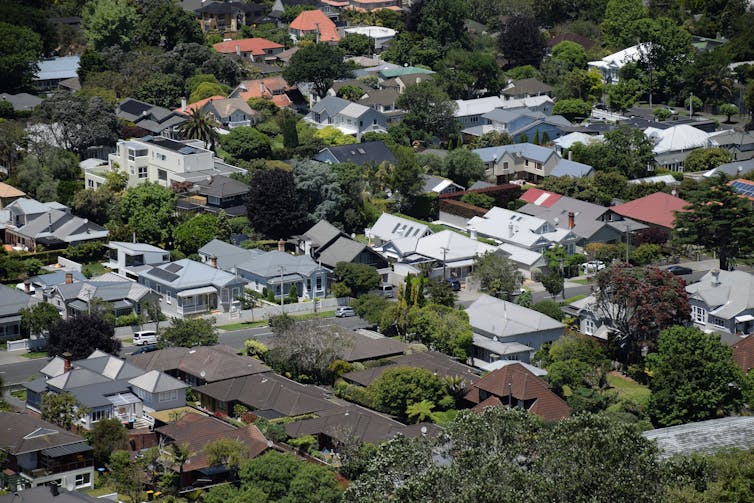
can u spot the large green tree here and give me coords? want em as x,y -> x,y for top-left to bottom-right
220,126 -> 272,162
332,262 -> 380,297
82,0 -> 140,51
602,0 -> 647,49
675,174 -> 754,271
412,304 -> 473,359
173,212 -> 231,256
414,0 -> 469,49
647,326 -> 745,427
438,50 -> 502,100
107,451 -> 145,503
246,168 -> 308,238
283,43 -> 351,98
442,149 -> 485,188
472,252 -> 522,300
159,318 -> 218,348
497,17 -> 546,68
137,0 -> 203,50
369,366 -> 447,420
682,147 -> 732,173
179,108 -> 219,151
0,22 -> 43,93
87,418 -> 127,466
396,81 -> 458,140
41,392 -> 89,430
34,93 -> 118,155
117,182 -> 177,245
20,302 -> 61,336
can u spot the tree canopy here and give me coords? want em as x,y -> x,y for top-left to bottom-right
282,43 -> 352,98
396,81 -> 458,141
47,313 -> 120,360
0,22 -> 43,92
159,317 -> 218,348
246,168 -> 308,239
472,252 -> 522,300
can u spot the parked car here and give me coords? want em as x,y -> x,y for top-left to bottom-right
131,344 -> 158,355
448,278 -> 462,291
667,265 -> 693,276
336,306 -> 356,317
133,330 -> 158,346
582,260 -> 606,273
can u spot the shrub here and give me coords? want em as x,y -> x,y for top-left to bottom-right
115,313 -> 141,327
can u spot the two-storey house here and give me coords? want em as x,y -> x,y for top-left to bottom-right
305,96 -> 388,139
106,241 -> 170,280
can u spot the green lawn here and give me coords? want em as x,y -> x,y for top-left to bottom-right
570,278 -> 592,285
11,389 -> 26,401
218,310 -> 336,331
607,373 -> 651,407
562,294 -> 586,304
22,351 -> 48,359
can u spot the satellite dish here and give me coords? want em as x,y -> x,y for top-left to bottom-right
200,370 -> 206,378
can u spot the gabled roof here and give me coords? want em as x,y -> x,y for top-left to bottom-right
472,143 -> 558,164
140,259 -> 244,289
197,239 -> 265,270
645,124 -> 711,154
643,416 -> 754,458
466,294 -> 565,338
501,78 -> 553,97
610,192 -> 688,229
686,270 -> 754,320
316,236 -> 381,269
239,250 -> 323,279
128,369 -> 188,393
422,174 -> 465,193
289,10 -> 340,42
414,230 -> 496,262
315,141 -> 396,165
106,241 -> 168,254
370,213 -> 431,242
550,159 -> 594,178
0,412 -> 88,455
303,220 -> 344,248
205,97 -> 256,120
0,182 -> 25,198
468,206 -> 574,248
0,285 -> 37,317
520,188 -> 561,208
34,55 -> 80,81
196,174 -> 249,198
455,96 -> 505,117
213,37 -> 283,56
0,93 -> 42,112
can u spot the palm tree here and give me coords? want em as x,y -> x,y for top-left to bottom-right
178,108 -> 219,151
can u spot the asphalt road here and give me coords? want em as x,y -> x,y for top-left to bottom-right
0,358 -> 49,386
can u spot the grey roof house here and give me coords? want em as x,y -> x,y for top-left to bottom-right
367,212 -> 432,249
43,278 -> 159,320
305,96 -> 388,139
33,56 -> 79,92
0,93 -> 43,112
183,175 -> 249,216
202,97 -> 260,129
465,294 -> 566,365
106,241 -> 170,280
473,143 -> 593,183
0,286 -> 39,339
313,141 -> 397,166
422,174 -> 465,194
116,98 -> 186,138
297,220 -> 388,270
686,269 -> 754,336
24,350 -> 187,431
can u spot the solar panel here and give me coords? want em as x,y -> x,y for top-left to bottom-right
178,146 -> 195,155
165,263 -> 183,273
150,268 -> 179,282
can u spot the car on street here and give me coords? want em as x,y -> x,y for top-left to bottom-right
133,330 -> 159,346
336,306 -> 356,317
582,260 -> 606,273
667,265 -> 693,276
131,344 -> 158,355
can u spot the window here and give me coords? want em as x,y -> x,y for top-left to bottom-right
503,162 -> 509,170
710,316 -> 726,328
159,389 -> 178,402
91,409 -> 111,422
536,163 -> 542,170
316,275 -> 322,290
75,473 -> 91,487
158,169 -> 167,181
692,305 -> 707,324
138,166 -> 148,179
583,318 -> 596,336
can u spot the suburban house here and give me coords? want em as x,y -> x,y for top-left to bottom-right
44,276 -> 159,320
343,25 -> 397,49
0,182 -> 25,209
552,131 -> 604,155
33,56 -> 80,92
128,345 -> 270,387
341,351 -> 480,388
518,188 -> 647,247
178,174 -> 249,216
212,37 -> 284,61
462,108 -> 572,143
561,295 -> 609,339
155,413 -> 268,487
194,1 -> 265,33
468,206 -> 578,254
0,486 -> 100,502
297,220 -> 388,269
313,140 -> 397,166
609,191 -> 689,230
729,178 -> 754,204
646,124 -> 712,172
116,98 -> 186,138
686,269 -> 754,336
704,158 -> 754,179
421,174 -> 466,194
137,259 -> 247,316
106,241 -> 170,280
462,363 -> 570,421
230,77 -> 306,110
455,95 -> 555,127
26,270 -> 87,299
0,286 -> 38,340
305,96 -> 388,139
367,212 -> 432,249
288,10 -> 340,44
90,136 -> 245,190
466,294 -> 566,364
472,143 -> 592,183
709,130 -> 754,161
501,78 -> 553,100
24,350 -> 187,430
0,412 -> 94,492
588,44 -> 646,83
0,198 -> 108,252
196,97 -> 259,129
494,244 -> 548,279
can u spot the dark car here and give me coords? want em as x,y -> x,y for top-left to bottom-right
448,278 -> 461,291
131,344 -> 158,355
667,265 -> 693,276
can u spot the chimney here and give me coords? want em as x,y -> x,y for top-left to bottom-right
260,82 -> 265,95
235,44 -> 241,56
508,222 -> 514,238
62,352 -> 72,373
711,267 -> 721,286
278,238 -> 285,252
65,272 -> 73,284
23,280 -> 31,294
209,256 -> 218,269
181,97 -> 187,112
568,150 -> 572,160
469,226 -> 477,240
568,211 -> 575,229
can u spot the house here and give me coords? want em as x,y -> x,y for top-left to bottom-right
230,77 -> 306,110
337,330 -> 407,362
729,178 -> 754,203
0,286 -> 39,340
1,199 -> 108,252
92,136 -> 245,190
704,158 -> 754,179
468,206 -> 578,254
646,124 -> 712,172
24,350 -> 187,430
297,220 -> 387,269
455,95 -> 555,127
305,96 -> 388,139
155,413 -> 268,487
127,345 -> 270,387
686,269 -> 754,336
643,416 -> 754,458
0,93 -> 42,113
609,191 -> 689,230
560,294 -> 607,339
289,10 -> 340,44
343,26 -> 397,49
367,213 -> 432,249
116,98 -> 186,138
180,174 -> 249,216
137,259 -> 247,316
26,271 -> 87,299
0,486 -> 99,502
44,277 -> 159,320
501,78 -> 553,100
495,244 -> 548,279
422,174 -> 465,194
518,188 -> 647,247
313,141 -> 396,166
0,182 -> 26,209
462,108 -> 572,144
463,363 -> 570,421
106,241 -> 170,280
709,130 -> 754,161
588,44 -> 647,83
212,37 -> 284,61
197,238 -> 265,270
546,32 -> 597,52
473,143 -> 577,183
466,294 -> 566,364
195,1 -> 265,33
0,412 -> 94,492
33,56 -> 80,92
341,350 -> 480,387
552,132 -> 604,155
199,97 -> 259,129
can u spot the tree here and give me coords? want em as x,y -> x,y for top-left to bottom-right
178,108 -> 219,151
549,41 -> 587,73
653,107 -> 671,121
468,131 -> 513,149
246,168 -> 308,239
594,264 -> 690,365
266,319 -> 345,383
406,399 -> 435,423
683,147 -> 732,173
426,280 -> 456,307
541,271 -> 564,298
412,304 -> 473,358
20,302 -> 61,336
607,79 -> 641,113
685,94 -> 703,115
34,93 -> 118,155
439,50 -> 503,100
602,0 -> 646,49
678,176 -> 754,270
332,262 -> 380,297
442,149 -> 485,188
159,318 -> 218,348
117,182 -> 177,245
0,22 -> 42,92
240,451 -> 302,501
202,484 -> 269,503
647,326 -> 745,427
134,74 -> 183,108
351,294 -> 391,325
137,0 -> 204,50
313,126 -> 358,146
82,0 -> 140,51
720,103 -> 738,122
472,252 -> 522,300
414,0 -> 469,49
338,33 -> 373,56
41,392 -> 89,430
598,124 -> 655,178
87,418 -> 127,467
47,313 -> 120,360
205,438 -> 250,470
283,43 -> 351,98
388,146 -> 424,205
369,367 -> 447,419
220,126 -> 272,161
532,299 -> 564,321
396,81 -> 458,140
107,450 -> 145,503
173,213 -> 231,255
336,84 -> 366,101
552,98 -> 591,122
285,462 -> 344,503
497,17 -> 546,68
293,160 -> 348,226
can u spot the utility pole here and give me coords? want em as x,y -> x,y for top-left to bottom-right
689,92 -> 694,117
625,223 -> 631,263
440,247 -> 448,281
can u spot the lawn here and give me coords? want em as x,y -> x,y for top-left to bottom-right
570,278 -> 593,285
607,373 -> 651,407
10,389 -> 26,401
22,351 -> 48,359
218,310 -> 336,331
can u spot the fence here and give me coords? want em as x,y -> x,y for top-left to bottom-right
208,297 -> 343,325
7,336 -> 47,352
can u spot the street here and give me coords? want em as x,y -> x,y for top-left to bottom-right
0,358 -> 49,386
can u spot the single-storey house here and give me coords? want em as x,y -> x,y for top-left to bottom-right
0,286 -> 38,340
212,37 -> 284,61
686,269 -> 754,336
608,192 -> 689,230
44,278 -> 159,320
367,212 -> 432,249
313,141 -> 396,166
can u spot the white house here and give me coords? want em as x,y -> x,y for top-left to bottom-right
588,44 -> 648,84
468,207 -> 578,254
106,242 -> 171,280
305,96 -> 388,139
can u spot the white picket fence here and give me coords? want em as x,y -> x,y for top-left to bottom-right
7,336 -> 47,352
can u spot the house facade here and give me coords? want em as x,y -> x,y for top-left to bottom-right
106,241 -> 170,280
44,279 -> 159,320
686,270 -> 754,336
305,96 -> 388,139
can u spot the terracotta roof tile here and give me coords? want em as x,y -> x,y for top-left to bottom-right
213,37 -> 283,56
289,10 -> 340,43
610,192 -> 689,229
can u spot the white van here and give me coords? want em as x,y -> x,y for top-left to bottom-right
133,330 -> 159,346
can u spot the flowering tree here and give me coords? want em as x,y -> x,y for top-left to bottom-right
594,264 -> 689,365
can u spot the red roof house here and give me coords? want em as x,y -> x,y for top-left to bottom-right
610,191 -> 689,229
289,10 -> 340,44
213,37 -> 284,60
231,77 -> 304,109
520,187 -> 562,208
